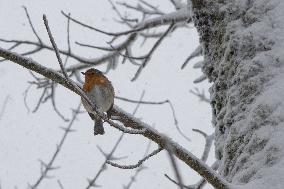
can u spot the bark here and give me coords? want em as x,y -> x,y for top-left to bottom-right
192,0 -> 284,188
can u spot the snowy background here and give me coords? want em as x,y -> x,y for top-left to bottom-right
0,0 -> 214,188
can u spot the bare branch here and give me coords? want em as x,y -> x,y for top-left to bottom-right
168,100 -> 191,142
108,0 -> 140,33
30,104 -> 81,189
115,96 -> 168,105
57,180 -> 64,189
117,2 -> 164,15
192,60 -> 204,69
51,83 -> 70,121
189,88 -> 210,103
61,11 -> 120,36
169,0 -> 185,10
23,84 -> 32,113
75,42 -> 115,52
181,45 -> 202,69
166,141 -> 185,189
139,0 -> 162,12
43,15 -> 144,135
43,15 -> 69,79
65,13 -> 71,55
193,75 -> 207,84
106,147 -> 163,169
62,12 -> 71,67
166,161 -> 219,189
86,133 -> 125,189
22,6 -> 42,44
165,174 -> 192,189
132,90 -> 145,115
62,8 -> 190,37
123,140 -> 152,189
0,38 -> 131,70
190,161 -> 219,189
0,95 -> 10,121
116,95 -> 190,143
131,22 -> 175,81
192,129 -> 214,162
86,90 -> 145,188
0,48 -> 230,189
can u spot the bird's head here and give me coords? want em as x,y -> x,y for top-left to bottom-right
81,68 -> 102,77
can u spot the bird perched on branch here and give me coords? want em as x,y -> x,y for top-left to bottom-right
81,68 -> 114,135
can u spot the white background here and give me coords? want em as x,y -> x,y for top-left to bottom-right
0,0 -> 214,188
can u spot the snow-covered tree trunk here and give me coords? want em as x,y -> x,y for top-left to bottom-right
192,0 -> 284,188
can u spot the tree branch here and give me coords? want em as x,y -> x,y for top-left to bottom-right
0,47 -> 230,189
29,104 -> 81,189
106,147 -> 163,169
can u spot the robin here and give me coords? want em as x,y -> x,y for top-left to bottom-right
81,68 -> 114,135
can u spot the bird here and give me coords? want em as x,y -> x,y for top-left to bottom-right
81,68 -> 114,135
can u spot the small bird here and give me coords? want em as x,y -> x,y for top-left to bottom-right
81,68 -> 114,135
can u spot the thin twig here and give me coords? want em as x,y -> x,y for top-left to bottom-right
63,12 -> 71,66
190,88 -> 210,103
0,95 -> 10,121
86,90 -> 146,188
32,88 -> 48,113
132,90 -> 145,115
43,15 -> 144,134
191,161 -> 219,189
131,22 -> 175,81
168,100 -> 191,142
61,11 -> 120,36
192,129 -> 214,162
0,38 -> 125,68
165,161 -> 219,189
43,15 -> 68,79
117,2 -> 164,15
115,96 -> 168,105
66,13 -> 71,54
123,140 -> 152,189
166,142 -> 184,189
109,43 -> 147,60
86,133 -> 125,189
22,6 -> 42,44
106,147 -> 163,169
51,83 -> 70,121
57,180 -> 64,189
181,45 -> 202,69
23,84 -> 32,113
0,47 -> 230,189
61,10 -> 189,37
30,104 -> 81,189
76,42 -> 115,52
164,174 -> 192,189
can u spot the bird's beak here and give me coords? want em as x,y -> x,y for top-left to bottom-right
81,72 -> 86,75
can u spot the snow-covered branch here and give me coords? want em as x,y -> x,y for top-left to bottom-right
0,47 -> 230,189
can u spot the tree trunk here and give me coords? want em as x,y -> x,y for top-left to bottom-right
192,0 -> 284,188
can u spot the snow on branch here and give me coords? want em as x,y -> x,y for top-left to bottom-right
0,45 -> 230,189
0,13 -> 230,189
61,7 -> 190,37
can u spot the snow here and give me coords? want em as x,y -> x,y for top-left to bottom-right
198,0 -> 284,188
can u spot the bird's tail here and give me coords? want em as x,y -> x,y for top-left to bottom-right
94,117 -> 105,135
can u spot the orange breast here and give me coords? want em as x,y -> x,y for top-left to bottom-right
83,75 -> 108,92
